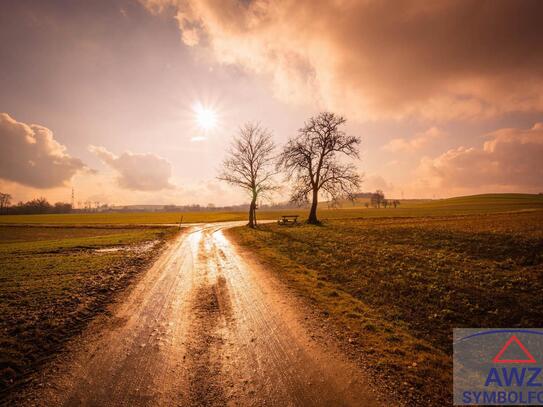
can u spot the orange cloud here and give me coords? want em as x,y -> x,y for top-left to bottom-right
364,174 -> 395,194
383,127 -> 444,153
0,113 -> 86,188
89,145 -> 174,191
144,0 -> 543,120
416,123 -> 543,191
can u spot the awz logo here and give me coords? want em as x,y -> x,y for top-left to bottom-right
485,367 -> 542,388
454,329 -> 543,405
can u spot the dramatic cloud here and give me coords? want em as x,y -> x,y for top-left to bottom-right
89,146 -> 174,191
383,127 -> 444,153
0,113 -> 86,188
144,0 -> 543,120
417,123 -> 543,190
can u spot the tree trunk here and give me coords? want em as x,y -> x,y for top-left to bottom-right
248,197 -> 257,228
307,189 -> 319,224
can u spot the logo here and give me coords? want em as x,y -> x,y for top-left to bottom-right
454,329 -> 543,405
493,335 -> 537,364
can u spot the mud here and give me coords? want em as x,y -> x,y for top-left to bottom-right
16,223 -> 385,407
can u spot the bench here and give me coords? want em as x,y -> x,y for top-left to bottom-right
278,215 -> 299,226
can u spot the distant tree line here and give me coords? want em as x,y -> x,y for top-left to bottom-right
0,194 -> 72,215
365,190 -> 400,208
0,193 -> 11,214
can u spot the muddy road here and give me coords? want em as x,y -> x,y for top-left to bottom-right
22,223 -> 382,406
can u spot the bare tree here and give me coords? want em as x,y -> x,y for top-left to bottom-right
218,123 -> 277,228
370,190 -> 385,208
278,112 -> 361,224
0,193 -> 12,215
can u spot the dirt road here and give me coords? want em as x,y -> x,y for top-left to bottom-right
22,223 -> 383,407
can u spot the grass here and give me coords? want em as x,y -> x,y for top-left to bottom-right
1,193 -> 542,403
227,210 -> 543,405
0,225 -> 179,396
0,193 -> 541,225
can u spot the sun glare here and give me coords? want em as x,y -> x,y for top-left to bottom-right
194,103 -> 218,131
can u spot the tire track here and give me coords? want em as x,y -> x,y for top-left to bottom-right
17,222 -> 385,407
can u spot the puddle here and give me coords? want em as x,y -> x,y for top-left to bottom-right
95,247 -> 123,253
95,240 -> 159,254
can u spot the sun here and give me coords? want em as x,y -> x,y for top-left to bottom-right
194,103 -> 218,131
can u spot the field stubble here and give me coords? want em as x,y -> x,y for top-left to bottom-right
228,210 -> 543,405
0,225 -> 179,397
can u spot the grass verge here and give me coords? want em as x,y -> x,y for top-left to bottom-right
0,225 -> 179,398
227,210 -> 543,405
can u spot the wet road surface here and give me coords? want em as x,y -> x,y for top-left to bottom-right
24,223 -> 382,406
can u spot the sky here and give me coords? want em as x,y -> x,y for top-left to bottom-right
1,0 -> 542,206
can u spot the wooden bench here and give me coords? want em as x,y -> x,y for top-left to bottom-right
278,215 -> 299,226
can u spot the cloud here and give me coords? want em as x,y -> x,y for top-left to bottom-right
0,113 -> 86,188
364,174 -> 394,193
143,0 -> 543,120
416,123 -> 543,190
383,127 -> 444,153
89,145 -> 174,191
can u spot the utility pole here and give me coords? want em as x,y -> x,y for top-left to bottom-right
71,187 -> 75,209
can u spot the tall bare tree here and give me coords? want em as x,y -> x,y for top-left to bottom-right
218,123 -> 277,228
279,112 -> 361,224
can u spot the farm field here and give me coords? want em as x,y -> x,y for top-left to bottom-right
227,209 -> 543,405
0,193 -> 541,225
0,225 -> 179,396
1,193 -> 542,405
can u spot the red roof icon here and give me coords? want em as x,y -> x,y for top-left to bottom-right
492,335 -> 536,364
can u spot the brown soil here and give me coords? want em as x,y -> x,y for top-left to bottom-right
10,223 -> 389,406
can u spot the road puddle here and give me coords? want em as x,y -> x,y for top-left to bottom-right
95,240 -> 159,254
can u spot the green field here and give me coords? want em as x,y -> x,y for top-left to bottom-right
228,209 -> 543,405
0,225 -> 178,395
0,193 -> 541,225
